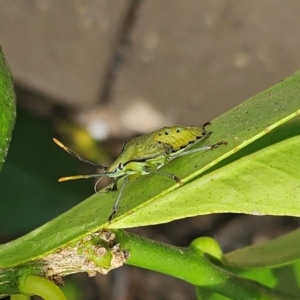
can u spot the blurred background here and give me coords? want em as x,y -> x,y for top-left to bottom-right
0,1 -> 300,299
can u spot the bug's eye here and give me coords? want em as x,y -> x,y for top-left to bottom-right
118,163 -> 124,170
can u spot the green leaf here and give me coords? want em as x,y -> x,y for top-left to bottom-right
224,227 -> 300,268
218,228 -> 300,296
0,45 -> 16,169
127,129 -> 300,226
107,71 -> 300,228
0,70 -> 300,269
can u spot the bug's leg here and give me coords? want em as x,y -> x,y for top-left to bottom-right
178,131 -> 212,154
94,177 -> 105,193
170,140 -> 227,159
144,167 -> 182,185
211,141 -> 227,148
108,177 -> 129,222
106,177 -> 119,192
202,121 -> 211,131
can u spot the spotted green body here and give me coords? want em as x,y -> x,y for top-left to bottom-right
107,125 -> 210,178
54,122 -> 226,220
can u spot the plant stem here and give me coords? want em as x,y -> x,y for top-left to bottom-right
114,229 -> 297,300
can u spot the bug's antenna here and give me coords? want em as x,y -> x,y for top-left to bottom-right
53,138 -> 108,170
58,173 -> 108,182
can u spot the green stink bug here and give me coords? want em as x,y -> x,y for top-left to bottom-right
53,122 -> 226,221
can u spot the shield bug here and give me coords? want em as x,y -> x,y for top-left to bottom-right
53,122 -> 226,221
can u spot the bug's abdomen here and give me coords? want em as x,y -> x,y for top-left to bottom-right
154,126 -> 207,151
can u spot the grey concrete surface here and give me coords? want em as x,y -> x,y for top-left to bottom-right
0,0 -> 300,128
111,0 -> 300,125
0,0 -> 129,105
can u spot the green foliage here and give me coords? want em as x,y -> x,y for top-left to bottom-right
0,45 -> 16,169
0,42 -> 300,299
